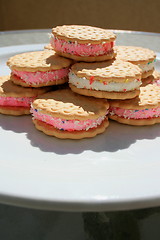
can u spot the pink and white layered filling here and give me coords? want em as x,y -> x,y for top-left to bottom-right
109,106 -> 160,119
50,35 -> 114,57
31,107 -> 108,131
0,96 -> 35,108
12,68 -> 69,85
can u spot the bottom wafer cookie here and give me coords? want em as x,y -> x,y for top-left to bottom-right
69,83 -> 140,100
33,118 -> 109,139
0,106 -> 30,116
109,114 -> 160,126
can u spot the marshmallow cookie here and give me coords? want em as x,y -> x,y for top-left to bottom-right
31,89 -> 109,139
0,75 -> 50,115
115,46 -> 156,82
69,60 -> 142,99
109,83 -> 160,125
50,25 -> 116,62
7,50 -> 72,88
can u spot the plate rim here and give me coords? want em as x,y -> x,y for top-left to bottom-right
0,28 -> 160,37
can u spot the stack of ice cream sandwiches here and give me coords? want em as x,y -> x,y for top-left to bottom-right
1,50 -> 72,115
1,25 -> 160,139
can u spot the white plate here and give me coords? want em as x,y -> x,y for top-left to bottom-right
0,43 -> 160,212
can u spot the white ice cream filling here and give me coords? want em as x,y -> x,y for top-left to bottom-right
69,72 -> 142,92
138,61 -> 154,73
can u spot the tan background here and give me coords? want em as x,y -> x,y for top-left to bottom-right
0,0 -> 160,33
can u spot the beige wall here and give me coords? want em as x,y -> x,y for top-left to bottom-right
0,0 -> 160,33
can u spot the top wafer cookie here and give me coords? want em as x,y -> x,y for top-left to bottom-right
115,46 -> 156,64
109,84 -> 160,110
71,59 -> 142,82
52,25 -> 116,44
0,75 -> 50,97
32,89 -> 109,120
7,50 -> 72,72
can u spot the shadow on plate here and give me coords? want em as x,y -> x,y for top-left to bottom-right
0,115 -> 159,155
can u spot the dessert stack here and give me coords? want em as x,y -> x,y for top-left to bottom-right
0,25 -> 159,139
0,49 -> 72,116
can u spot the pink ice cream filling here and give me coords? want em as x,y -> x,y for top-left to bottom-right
0,96 -> 36,107
51,36 -> 114,57
109,106 -> 160,119
154,80 -> 160,86
31,107 -> 108,131
12,68 -> 69,85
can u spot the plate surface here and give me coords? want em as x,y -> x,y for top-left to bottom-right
0,42 -> 160,212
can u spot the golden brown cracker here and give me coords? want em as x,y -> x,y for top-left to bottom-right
52,25 -> 116,44
32,118 -> 109,139
32,88 -> 109,120
0,106 -> 30,115
115,46 -> 156,64
109,84 -> 160,109
109,114 -> 160,126
0,75 -> 51,97
7,50 -> 72,72
69,83 -> 140,100
71,60 -> 142,83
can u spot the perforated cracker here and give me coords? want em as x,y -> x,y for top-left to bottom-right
115,46 -> 156,64
7,50 -> 72,72
71,60 -> 142,83
139,84 -> 160,107
0,106 -> 30,116
109,114 -> 160,126
32,88 -> 109,120
33,118 -> 109,139
52,25 -> 116,44
69,83 -> 140,100
109,84 -> 160,110
0,75 -> 51,97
